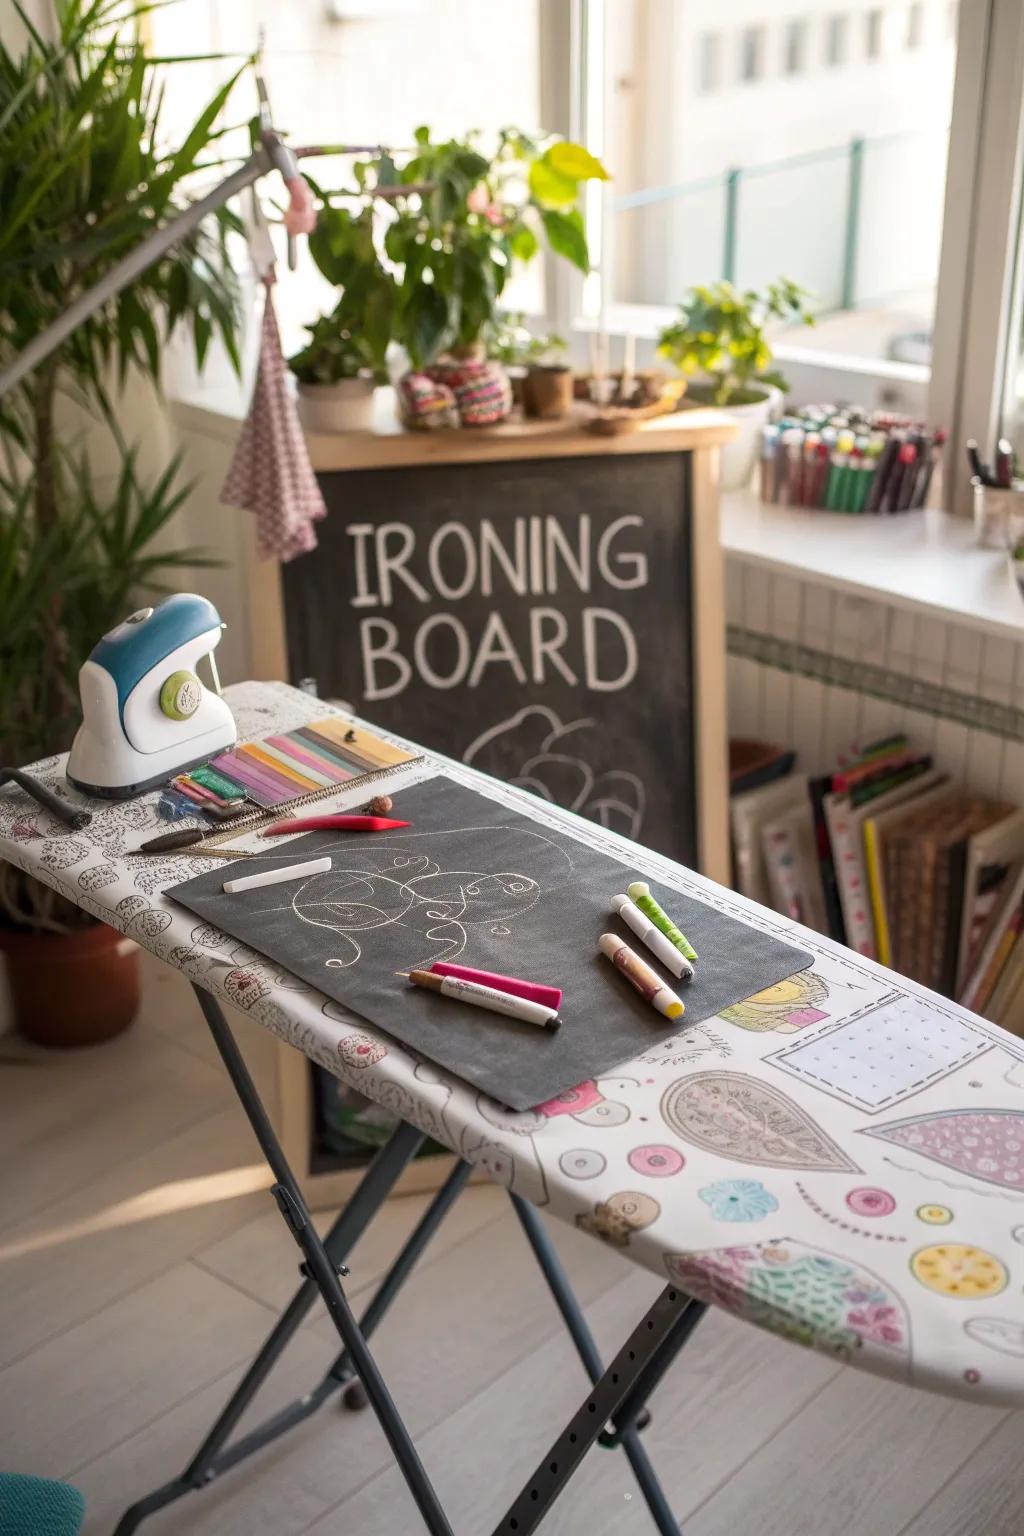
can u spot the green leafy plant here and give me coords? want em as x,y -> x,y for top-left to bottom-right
304,128 -> 607,371
289,315 -> 380,386
0,0 -> 245,929
656,278 -> 813,407
297,205 -> 396,384
486,311 -> 567,369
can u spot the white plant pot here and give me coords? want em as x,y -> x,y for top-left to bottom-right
692,386 -> 781,491
296,377 -> 376,434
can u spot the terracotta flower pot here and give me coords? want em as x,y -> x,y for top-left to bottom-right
522,364 -> 574,420
0,921 -> 140,1048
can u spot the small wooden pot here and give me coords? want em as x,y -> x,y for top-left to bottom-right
1,921 -> 140,1047
522,364 -> 574,420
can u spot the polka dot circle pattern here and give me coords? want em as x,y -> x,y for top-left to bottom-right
628,1145 -> 685,1178
846,1187 -> 896,1218
559,1149 -> 606,1181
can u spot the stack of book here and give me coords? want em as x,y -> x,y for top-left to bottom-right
730,734 -> 1024,1031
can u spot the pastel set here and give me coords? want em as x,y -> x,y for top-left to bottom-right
207,718 -> 418,808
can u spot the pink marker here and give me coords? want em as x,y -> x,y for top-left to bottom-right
430,963 -> 562,1012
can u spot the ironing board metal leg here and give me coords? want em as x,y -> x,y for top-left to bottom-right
324,1156 -> 475,1394
111,985 -> 707,1536
491,1283 -> 704,1536
111,992 -> 452,1536
183,1114 -> 425,1478
509,1193 -> 694,1536
111,1130 -> 462,1536
191,985 -> 455,1536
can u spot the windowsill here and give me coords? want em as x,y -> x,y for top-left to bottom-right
721,487 -> 1024,641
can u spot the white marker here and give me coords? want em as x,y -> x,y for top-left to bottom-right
408,970 -> 561,1031
612,894 -> 694,980
599,933 -> 685,1021
223,856 -> 332,894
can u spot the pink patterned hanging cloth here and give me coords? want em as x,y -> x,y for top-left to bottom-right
220,275 -> 326,561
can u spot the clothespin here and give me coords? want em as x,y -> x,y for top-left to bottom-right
244,186 -> 277,286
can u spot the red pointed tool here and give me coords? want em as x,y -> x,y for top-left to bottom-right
260,814 -> 410,837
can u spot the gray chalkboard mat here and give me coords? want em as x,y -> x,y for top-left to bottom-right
168,775 -> 813,1110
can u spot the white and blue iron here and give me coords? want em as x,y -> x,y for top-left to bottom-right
67,593 -> 237,798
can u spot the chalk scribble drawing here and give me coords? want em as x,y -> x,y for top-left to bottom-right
256,823 -> 575,972
462,705 -> 646,839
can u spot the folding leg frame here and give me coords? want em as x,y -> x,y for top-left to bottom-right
113,987 -> 706,1536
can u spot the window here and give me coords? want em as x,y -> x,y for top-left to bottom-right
585,0 -> 959,383
865,8 -> 885,59
697,32 -> 721,93
825,13 -> 849,66
783,19 -> 808,75
907,3 -> 924,48
739,25 -> 766,83
147,0 -> 541,351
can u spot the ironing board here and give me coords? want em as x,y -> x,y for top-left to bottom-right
4,679 -> 1024,1536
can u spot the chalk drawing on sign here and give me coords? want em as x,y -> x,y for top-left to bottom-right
462,705 -> 646,839
766,994 -> 1009,1113
254,823 -> 575,973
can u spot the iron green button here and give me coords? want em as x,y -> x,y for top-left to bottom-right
159,669 -> 202,720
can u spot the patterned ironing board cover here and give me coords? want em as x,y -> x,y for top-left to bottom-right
3,681 -> 1024,1408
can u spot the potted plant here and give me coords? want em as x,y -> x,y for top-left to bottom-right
0,1 -> 244,1045
486,313 -> 570,415
384,127 -> 607,371
521,340 -> 573,421
289,204 -> 396,433
300,129 -> 607,428
289,314 -> 380,433
657,278 -> 813,489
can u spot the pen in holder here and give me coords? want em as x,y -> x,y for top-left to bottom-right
972,477 -> 1024,550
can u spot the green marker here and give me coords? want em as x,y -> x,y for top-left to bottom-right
627,881 -> 697,962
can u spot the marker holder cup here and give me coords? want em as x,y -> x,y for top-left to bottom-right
972,480 -> 1024,550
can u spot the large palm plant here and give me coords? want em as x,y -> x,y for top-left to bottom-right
0,0 -> 247,925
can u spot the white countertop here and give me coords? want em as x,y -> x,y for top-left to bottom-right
721,487 -> 1024,640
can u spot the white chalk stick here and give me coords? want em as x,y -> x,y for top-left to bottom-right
223,856 -> 331,894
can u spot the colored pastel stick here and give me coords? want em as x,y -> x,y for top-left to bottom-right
292,726 -> 360,775
189,764 -> 248,800
260,814 -> 409,836
212,749 -> 295,800
431,962 -> 563,1011
312,716 -> 411,767
264,735 -> 352,784
210,752 -> 295,805
240,742 -> 321,791
171,778 -> 212,806
626,881 -> 697,962
258,737 -> 340,788
214,748 -> 299,800
224,856 -> 332,894
273,734 -> 354,782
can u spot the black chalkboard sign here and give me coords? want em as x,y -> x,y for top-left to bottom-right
282,452 -> 695,863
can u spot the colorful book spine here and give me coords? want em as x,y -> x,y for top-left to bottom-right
825,796 -> 876,957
